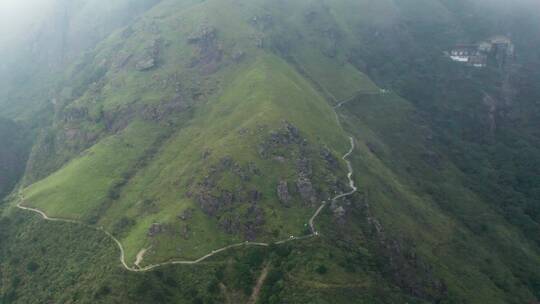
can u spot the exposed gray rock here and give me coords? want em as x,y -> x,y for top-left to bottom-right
296,176 -> 316,204
232,50 -> 246,62
148,223 -> 163,237
196,193 -> 220,216
188,24 -> 223,73
277,180 -> 291,205
297,157 -> 312,177
243,204 -> 265,240
135,39 -> 161,71
63,107 -> 88,122
247,162 -> 260,176
259,122 -> 303,158
249,190 -> 263,203
113,52 -> 133,69
196,189 -> 235,217
135,58 -> 156,71
180,224 -> 191,240
188,25 -> 217,44
178,208 -> 194,221
320,147 -> 338,168
219,215 -> 241,235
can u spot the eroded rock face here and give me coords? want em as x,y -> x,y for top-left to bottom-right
320,147 -> 338,169
296,176 -> 316,204
258,122 -> 303,158
63,107 -> 89,122
219,204 -> 266,240
188,24 -> 223,73
135,39 -> 161,71
219,216 -> 241,235
277,180 -> 291,205
243,204 -> 265,240
297,157 -> 312,177
148,223 -> 163,237
196,190 -> 234,216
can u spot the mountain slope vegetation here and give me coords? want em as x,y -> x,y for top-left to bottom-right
1,0 -> 539,303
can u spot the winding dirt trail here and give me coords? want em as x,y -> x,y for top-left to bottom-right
248,264 -> 270,304
15,97 -> 358,273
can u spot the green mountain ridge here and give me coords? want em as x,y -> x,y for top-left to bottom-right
1,0 -> 539,303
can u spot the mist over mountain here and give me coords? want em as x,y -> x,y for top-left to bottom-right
0,1 -> 539,303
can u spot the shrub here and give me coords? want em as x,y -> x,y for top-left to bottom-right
26,261 -> 40,273
315,264 -> 328,275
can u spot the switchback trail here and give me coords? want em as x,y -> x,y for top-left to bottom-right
15,98 -> 358,272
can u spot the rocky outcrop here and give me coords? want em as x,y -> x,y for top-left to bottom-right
258,122 -> 302,158
196,190 -> 234,216
141,94 -> 189,122
296,157 -> 312,177
219,204 -> 265,241
219,215 -> 241,235
113,52 -> 133,69
320,147 -> 338,169
178,208 -> 194,221
135,58 -> 156,71
277,180 -> 291,206
148,223 -> 163,237
193,155 -> 265,219
243,204 -> 265,240
188,25 -> 217,44
63,107 -> 89,122
188,24 -> 223,73
180,224 -> 191,240
361,195 -> 448,301
296,176 -> 316,204
135,39 -> 161,71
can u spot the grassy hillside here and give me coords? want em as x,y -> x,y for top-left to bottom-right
20,0 -> 362,265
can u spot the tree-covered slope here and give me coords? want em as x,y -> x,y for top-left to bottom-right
0,118 -> 30,200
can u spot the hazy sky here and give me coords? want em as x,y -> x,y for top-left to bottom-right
0,0 -> 55,43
